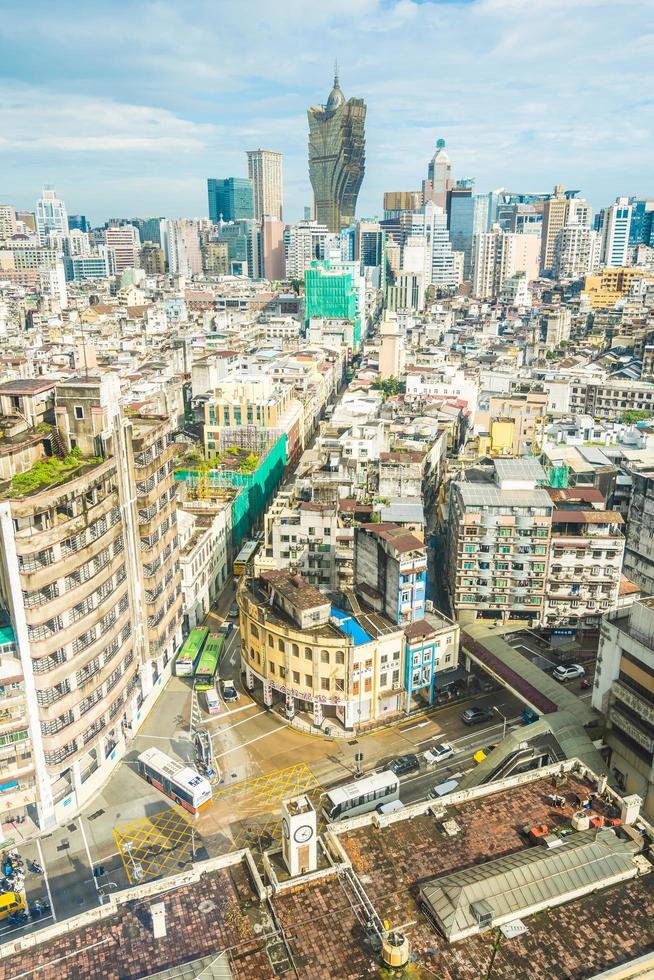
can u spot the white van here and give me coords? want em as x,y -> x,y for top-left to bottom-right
205,688 -> 221,715
429,773 -> 463,799
377,799 -> 406,815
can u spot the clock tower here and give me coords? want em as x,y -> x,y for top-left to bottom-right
281,794 -> 318,877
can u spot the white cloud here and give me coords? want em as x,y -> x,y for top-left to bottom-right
0,0 -> 652,219
0,87 -> 216,153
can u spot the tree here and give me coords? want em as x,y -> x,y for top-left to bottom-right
372,377 -> 405,399
621,409 -> 653,424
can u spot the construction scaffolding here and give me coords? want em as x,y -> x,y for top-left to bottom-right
175,428 -> 287,545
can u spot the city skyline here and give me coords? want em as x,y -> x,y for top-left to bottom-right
1,0 -> 652,223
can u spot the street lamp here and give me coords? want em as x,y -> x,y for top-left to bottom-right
493,706 -> 507,740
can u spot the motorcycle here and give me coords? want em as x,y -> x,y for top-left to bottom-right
29,860 -> 44,875
7,910 -> 28,926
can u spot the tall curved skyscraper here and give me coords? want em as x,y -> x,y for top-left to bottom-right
308,68 -> 366,233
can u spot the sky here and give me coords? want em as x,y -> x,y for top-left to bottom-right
0,0 -> 652,225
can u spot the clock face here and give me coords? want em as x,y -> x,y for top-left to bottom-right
294,824 -> 313,844
282,818 -> 290,840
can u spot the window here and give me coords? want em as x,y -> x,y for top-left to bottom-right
364,677 -> 372,693
353,680 -> 360,696
392,669 -> 400,684
292,643 -> 299,657
336,651 -> 345,665
279,666 -> 286,679
278,639 -> 285,653
380,672 -> 388,687
293,671 -> 300,684
321,650 -> 329,664
321,677 -> 330,691
74,405 -> 84,420
304,647 -> 313,661
250,624 -> 259,639
270,662 -> 276,675
305,674 -> 312,686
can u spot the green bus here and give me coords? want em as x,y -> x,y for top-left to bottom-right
175,627 -> 209,677
194,633 -> 225,690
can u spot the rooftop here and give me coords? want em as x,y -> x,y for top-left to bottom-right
551,509 -> 624,525
260,569 -> 328,612
0,378 -> 58,396
10,770 -> 653,980
455,482 -> 554,510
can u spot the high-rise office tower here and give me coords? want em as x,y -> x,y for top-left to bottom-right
307,68 -> 366,233
629,199 -> 654,246
36,186 -> 69,246
207,178 -> 254,223
246,150 -> 283,221
68,215 -> 89,233
423,139 -> 452,210
448,180 -> 475,278
599,197 -> 633,268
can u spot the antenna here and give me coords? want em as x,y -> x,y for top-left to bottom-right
334,59 -> 339,86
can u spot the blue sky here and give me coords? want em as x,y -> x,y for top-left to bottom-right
0,0 -> 652,224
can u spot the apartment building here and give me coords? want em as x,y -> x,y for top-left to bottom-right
268,499 -> 338,590
447,460 -> 553,626
177,499 -> 230,631
0,375 -> 183,828
481,388 -> 548,456
0,625 -> 32,819
623,469 -> 654,595
593,597 -> 654,820
237,569 -> 405,730
544,508 -> 625,630
403,613 -> 460,711
354,523 -> 427,625
203,376 -> 304,468
568,378 -> 654,421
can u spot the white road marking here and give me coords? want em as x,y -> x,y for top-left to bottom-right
78,819 -> 99,895
204,701 -> 259,724
212,724 -> 285,760
207,709 -> 267,741
37,837 -> 57,922
399,720 -> 430,732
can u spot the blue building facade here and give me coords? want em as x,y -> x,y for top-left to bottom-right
207,178 -> 255,223
403,615 -> 459,710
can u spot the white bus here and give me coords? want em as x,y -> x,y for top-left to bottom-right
137,747 -> 213,814
323,771 -> 400,821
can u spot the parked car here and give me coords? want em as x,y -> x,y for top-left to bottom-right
377,799 -> 406,815
552,663 -> 585,682
428,776 -> 461,799
461,706 -> 494,725
228,602 -> 239,618
423,742 -> 455,765
384,754 -> 420,777
221,679 -> 240,702
473,744 -> 497,765
219,621 -> 233,636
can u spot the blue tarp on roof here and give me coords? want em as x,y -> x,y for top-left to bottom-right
331,607 -> 372,646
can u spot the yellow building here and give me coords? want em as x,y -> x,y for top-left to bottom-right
582,268 -> 654,309
204,376 -> 304,464
238,569 -> 405,730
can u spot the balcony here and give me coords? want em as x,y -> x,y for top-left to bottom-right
609,705 -> 654,754
613,681 -> 654,729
